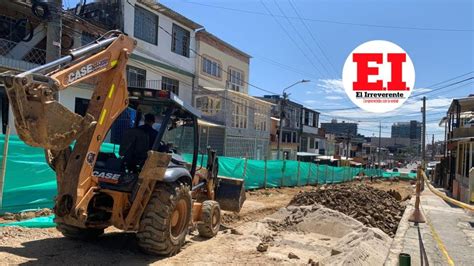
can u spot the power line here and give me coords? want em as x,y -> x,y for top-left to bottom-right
287,0 -> 339,76
418,71 -> 473,90
412,76 -> 474,98
253,55 -> 319,79
273,0 -> 332,77
259,0 -> 325,78
417,80 -> 474,99
182,1 -> 474,32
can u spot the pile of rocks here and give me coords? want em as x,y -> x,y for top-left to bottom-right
1,208 -> 52,221
289,184 -> 405,237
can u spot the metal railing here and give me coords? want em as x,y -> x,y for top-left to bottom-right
127,79 -> 161,90
0,38 -> 46,65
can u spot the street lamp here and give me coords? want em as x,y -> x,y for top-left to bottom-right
276,79 -> 310,160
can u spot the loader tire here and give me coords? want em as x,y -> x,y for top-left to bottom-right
137,182 -> 191,256
197,200 -> 221,238
56,222 -> 104,240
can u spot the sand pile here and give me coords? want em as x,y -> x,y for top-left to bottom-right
289,183 -> 405,237
241,204 -> 392,265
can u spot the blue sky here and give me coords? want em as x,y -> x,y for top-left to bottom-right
67,0 -> 473,139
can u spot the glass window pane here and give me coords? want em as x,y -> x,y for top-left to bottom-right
134,7 -> 158,45
171,24 -> 190,57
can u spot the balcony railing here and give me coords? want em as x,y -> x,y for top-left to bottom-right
0,38 -> 46,65
127,79 -> 161,90
302,124 -> 318,134
450,127 -> 474,139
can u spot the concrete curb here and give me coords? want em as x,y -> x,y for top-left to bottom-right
384,196 -> 415,265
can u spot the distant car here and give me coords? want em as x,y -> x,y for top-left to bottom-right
410,169 -> 417,174
392,168 -> 399,172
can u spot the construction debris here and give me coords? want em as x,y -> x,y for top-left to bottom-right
256,243 -> 268,252
1,209 -> 52,221
289,183 -> 406,237
288,252 -> 299,259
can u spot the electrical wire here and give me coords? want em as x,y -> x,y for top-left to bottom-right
412,76 -> 474,98
287,0 -> 339,76
273,0 -> 332,77
180,1 -> 474,32
259,0 -> 325,78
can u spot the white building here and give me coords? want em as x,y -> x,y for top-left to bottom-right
193,30 -> 272,159
122,0 -> 202,105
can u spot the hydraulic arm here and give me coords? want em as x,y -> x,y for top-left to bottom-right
1,32 -> 136,223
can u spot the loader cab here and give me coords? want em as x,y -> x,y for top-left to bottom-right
95,89 -> 200,192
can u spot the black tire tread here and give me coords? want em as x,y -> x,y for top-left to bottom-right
137,182 -> 191,256
56,222 -> 104,240
197,200 -> 220,238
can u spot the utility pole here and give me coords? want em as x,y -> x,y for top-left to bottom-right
422,96 -> 426,168
46,0 -> 62,63
378,121 -> 381,170
276,80 -> 310,160
46,0 -> 62,101
346,130 -> 351,160
431,134 -> 435,161
276,93 -> 287,160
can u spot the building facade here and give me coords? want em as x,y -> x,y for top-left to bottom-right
391,120 -> 422,140
122,0 -> 202,106
300,107 -> 321,154
260,95 -> 302,160
193,30 -> 272,159
320,119 -> 357,137
443,95 -> 474,203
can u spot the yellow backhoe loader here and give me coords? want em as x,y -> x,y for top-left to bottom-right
0,31 -> 245,256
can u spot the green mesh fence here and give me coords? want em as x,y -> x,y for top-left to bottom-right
0,134 -> 117,214
0,134 -> 396,215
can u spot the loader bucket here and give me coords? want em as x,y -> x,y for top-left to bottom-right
215,176 -> 246,212
3,74 -> 89,150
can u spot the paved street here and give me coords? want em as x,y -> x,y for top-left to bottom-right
387,186 -> 474,265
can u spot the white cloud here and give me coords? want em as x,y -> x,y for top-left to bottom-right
413,87 -> 432,94
304,100 -> 318,104
317,79 -> 345,94
326,96 -> 343,100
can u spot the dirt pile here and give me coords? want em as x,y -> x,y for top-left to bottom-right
243,205 -> 392,265
289,183 -> 405,237
0,208 -> 52,222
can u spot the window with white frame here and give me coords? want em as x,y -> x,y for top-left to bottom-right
171,24 -> 190,57
134,6 -> 158,45
202,57 -> 221,78
228,68 -> 244,92
195,96 -> 221,115
308,112 -> 314,127
232,97 -> 248,128
161,76 -> 179,95
127,66 -> 146,88
254,105 -> 267,131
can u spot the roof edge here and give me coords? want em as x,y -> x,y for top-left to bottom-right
196,30 -> 251,59
137,0 -> 203,30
